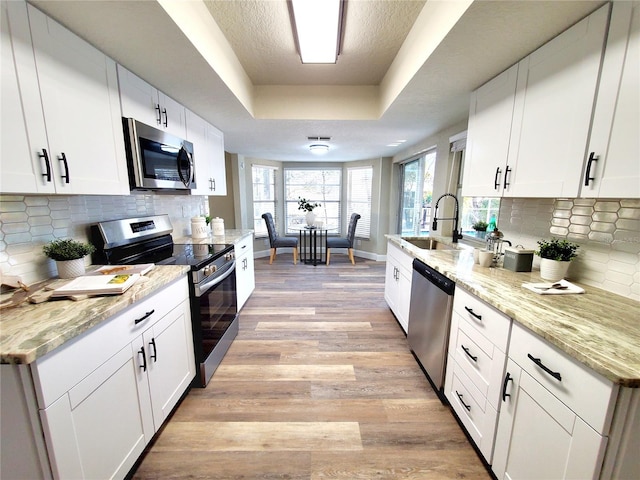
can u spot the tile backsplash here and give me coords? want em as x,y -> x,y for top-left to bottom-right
497,198 -> 639,300
0,193 -> 208,285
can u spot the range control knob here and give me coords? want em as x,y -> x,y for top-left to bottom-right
225,253 -> 235,261
204,264 -> 217,276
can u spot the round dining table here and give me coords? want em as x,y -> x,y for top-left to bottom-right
290,224 -> 337,266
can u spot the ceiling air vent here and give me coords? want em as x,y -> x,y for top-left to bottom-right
307,136 -> 331,141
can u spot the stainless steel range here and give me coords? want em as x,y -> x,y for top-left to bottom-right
91,214 -> 238,387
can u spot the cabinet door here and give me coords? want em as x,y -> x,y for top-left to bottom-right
0,1 -> 54,194
158,91 -> 186,138
187,109 -> 227,196
461,64 -> 518,197
27,5 -> 128,195
117,64 -> 162,128
584,1 -> 640,198
506,5 -> 609,198
493,360 -> 607,480
237,253 -> 256,310
40,345 -> 150,480
144,299 -> 195,429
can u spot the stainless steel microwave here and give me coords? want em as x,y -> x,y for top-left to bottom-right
123,118 -> 196,191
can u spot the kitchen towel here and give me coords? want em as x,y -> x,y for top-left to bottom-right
522,279 -> 585,295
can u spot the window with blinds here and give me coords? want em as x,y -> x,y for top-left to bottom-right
284,168 -> 341,233
347,166 -> 372,239
252,165 -> 276,237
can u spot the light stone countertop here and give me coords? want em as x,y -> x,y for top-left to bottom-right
387,234 -> 640,388
0,230 -> 253,365
0,265 -> 190,365
174,229 -> 254,245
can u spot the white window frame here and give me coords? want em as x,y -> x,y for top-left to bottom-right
346,166 -> 372,239
252,165 -> 277,238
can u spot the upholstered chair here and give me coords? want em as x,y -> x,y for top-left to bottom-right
261,213 -> 298,264
326,213 -> 361,265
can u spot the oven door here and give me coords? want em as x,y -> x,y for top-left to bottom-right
191,260 -> 238,387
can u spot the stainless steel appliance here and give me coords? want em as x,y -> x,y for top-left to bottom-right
122,118 -> 196,191
91,215 -> 237,387
407,258 -> 455,400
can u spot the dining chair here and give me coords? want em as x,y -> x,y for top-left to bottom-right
261,213 -> 298,264
326,213 -> 361,265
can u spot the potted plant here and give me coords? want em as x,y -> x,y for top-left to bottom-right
535,238 -> 579,281
43,238 -> 96,279
298,197 -> 321,226
472,220 -> 488,232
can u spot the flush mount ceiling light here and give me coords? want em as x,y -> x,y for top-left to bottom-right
309,144 -> 330,154
290,0 -> 344,64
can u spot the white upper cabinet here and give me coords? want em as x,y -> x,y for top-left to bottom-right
462,4 -> 609,198
118,64 -> 187,139
1,1 -> 129,195
462,65 -> 518,197
583,1 -> 640,198
186,109 -> 227,196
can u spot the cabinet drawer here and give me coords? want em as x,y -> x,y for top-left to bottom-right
445,356 -> 498,462
450,312 -> 507,409
234,234 -> 253,257
387,242 -> 412,275
509,322 -> 617,434
453,287 -> 511,351
32,276 -> 189,408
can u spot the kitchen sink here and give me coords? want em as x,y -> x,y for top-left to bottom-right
402,238 -> 454,250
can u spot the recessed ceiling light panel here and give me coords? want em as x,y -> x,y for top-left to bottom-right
291,0 -> 343,64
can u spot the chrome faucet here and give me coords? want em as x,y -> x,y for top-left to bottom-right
431,193 -> 463,243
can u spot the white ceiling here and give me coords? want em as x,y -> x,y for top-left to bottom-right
30,0 -> 605,162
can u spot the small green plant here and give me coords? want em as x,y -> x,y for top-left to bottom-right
297,197 -> 320,212
43,239 -> 96,261
472,220 -> 488,232
535,238 -> 578,262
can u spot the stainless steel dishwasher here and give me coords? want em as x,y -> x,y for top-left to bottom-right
407,258 -> 455,399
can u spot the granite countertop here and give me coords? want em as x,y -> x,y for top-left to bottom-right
0,265 -> 189,365
387,234 -> 640,388
174,229 -> 254,245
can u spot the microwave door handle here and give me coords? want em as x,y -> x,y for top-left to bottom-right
177,147 -> 193,188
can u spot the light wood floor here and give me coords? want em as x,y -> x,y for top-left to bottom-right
132,256 -> 491,479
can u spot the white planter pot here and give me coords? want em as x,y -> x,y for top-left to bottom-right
305,211 -> 316,226
56,258 -> 86,279
539,258 -> 571,282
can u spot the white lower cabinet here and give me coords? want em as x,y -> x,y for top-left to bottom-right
26,276 -> 194,480
235,234 -> 255,311
444,287 -> 511,463
492,322 -> 617,480
384,241 -> 412,333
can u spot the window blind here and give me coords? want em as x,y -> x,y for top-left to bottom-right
347,166 -> 372,239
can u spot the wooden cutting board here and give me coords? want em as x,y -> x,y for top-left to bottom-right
0,280 -> 52,310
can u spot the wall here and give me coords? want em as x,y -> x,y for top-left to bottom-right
497,197 -> 640,300
0,193 -> 207,285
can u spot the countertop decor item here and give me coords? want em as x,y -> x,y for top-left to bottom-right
472,220 -> 488,232
536,238 -> 579,281
43,239 -> 96,279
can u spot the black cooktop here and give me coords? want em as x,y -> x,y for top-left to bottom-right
158,243 -> 234,269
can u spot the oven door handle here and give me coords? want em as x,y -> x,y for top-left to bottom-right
194,261 -> 236,297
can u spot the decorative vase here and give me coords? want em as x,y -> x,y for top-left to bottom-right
56,258 -> 86,279
539,258 -> 571,282
305,211 -> 316,227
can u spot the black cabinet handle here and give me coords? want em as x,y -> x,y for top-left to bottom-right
149,338 -> 157,363
58,153 -> 69,184
456,390 -> 471,411
39,149 -> 51,182
504,165 -> 512,189
134,309 -> 155,325
209,178 -> 216,191
162,108 -> 168,127
155,104 -> 162,125
138,346 -> 147,372
527,353 -> 562,382
464,306 -> 482,321
461,345 -> 478,362
584,152 -> 598,186
494,167 -> 502,190
502,372 -> 513,402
